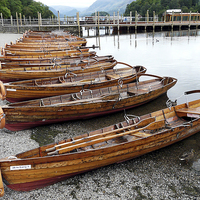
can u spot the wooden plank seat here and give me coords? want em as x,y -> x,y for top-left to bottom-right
176,107 -> 200,118
127,88 -> 149,95
106,74 -> 121,80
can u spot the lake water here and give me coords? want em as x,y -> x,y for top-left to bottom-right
85,29 -> 200,104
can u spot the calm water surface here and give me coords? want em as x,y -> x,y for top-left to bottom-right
85,30 -> 200,104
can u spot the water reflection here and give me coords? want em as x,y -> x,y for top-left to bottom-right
86,29 -> 200,104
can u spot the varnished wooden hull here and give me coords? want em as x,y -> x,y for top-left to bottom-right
0,51 -> 96,62
1,94 -> 200,192
0,55 -> 114,69
2,76 -> 177,131
0,60 -> 115,82
4,66 -> 146,102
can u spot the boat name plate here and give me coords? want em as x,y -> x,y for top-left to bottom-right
6,89 -> 17,92
10,165 -> 31,170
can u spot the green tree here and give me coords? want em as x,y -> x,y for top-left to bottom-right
7,0 -> 22,17
124,0 -> 200,18
0,0 -> 11,18
91,11 -> 109,16
0,0 -> 55,19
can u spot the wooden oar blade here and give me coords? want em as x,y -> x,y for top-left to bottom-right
184,90 -> 200,95
144,119 -> 166,130
134,117 -> 155,128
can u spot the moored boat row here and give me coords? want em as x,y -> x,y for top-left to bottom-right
0,30 -> 191,196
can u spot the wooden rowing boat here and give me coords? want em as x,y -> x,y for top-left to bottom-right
2,64 -> 146,102
15,39 -> 87,46
2,89 -> 200,195
4,43 -> 81,50
0,55 -> 114,69
16,31 -> 87,46
0,51 -> 96,62
0,59 -> 116,82
2,48 -> 90,57
0,74 -> 177,131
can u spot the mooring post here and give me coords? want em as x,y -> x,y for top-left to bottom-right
153,11 -> 155,32
172,11 -> 174,31
16,12 -> 19,33
10,15 -> 13,26
95,11 -> 97,25
77,12 -> 80,37
189,11 -> 191,29
87,27 -> 89,37
40,13 -> 42,26
38,12 -> 40,30
58,11 -> 60,31
23,15 -> 25,25
117,11 -> 119,34
145,10 -> 149,32
19,13 -> 22,26
96,11 -> 100,36
135,11 -> 137,32
1,13 -> 3,26
164,11 -> 166,23
108,14 -> 111,35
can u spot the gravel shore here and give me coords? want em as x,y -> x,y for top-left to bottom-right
0,96 -> 200,200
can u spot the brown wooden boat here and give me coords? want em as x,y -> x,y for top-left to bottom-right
2,48 -> 90,57
0,51 -> 96,62
0,74 -> 177,131
3,89 -> 200,195
2,45 -> 79,52
2,64 -> 146,102
0,55 -> 113,69
15,39 -> 87,46
21,32 -> 86,41
4,43 -> 81,50
0,59 -> 117,82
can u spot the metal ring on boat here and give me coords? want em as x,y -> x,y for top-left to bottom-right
0,81 -> 6,100
118,78 -> 123,88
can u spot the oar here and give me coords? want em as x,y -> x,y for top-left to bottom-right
116,61 -> 135,69
184,90 -> 200,95
46,117 -> 156,153
80,45 -> 99,49
48,119 -> 165,156
0,168 -> 4,197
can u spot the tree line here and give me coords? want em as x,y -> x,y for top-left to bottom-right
124,0 -> 200,18
0,0 -> 55,19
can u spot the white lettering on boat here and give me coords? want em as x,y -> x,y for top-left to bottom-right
6,89 -> 17,91
10,165 -> 31,170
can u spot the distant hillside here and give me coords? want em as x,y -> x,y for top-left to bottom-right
49,6 -> 87,17
50,0 -> 134,17
81,0 -> 134,15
